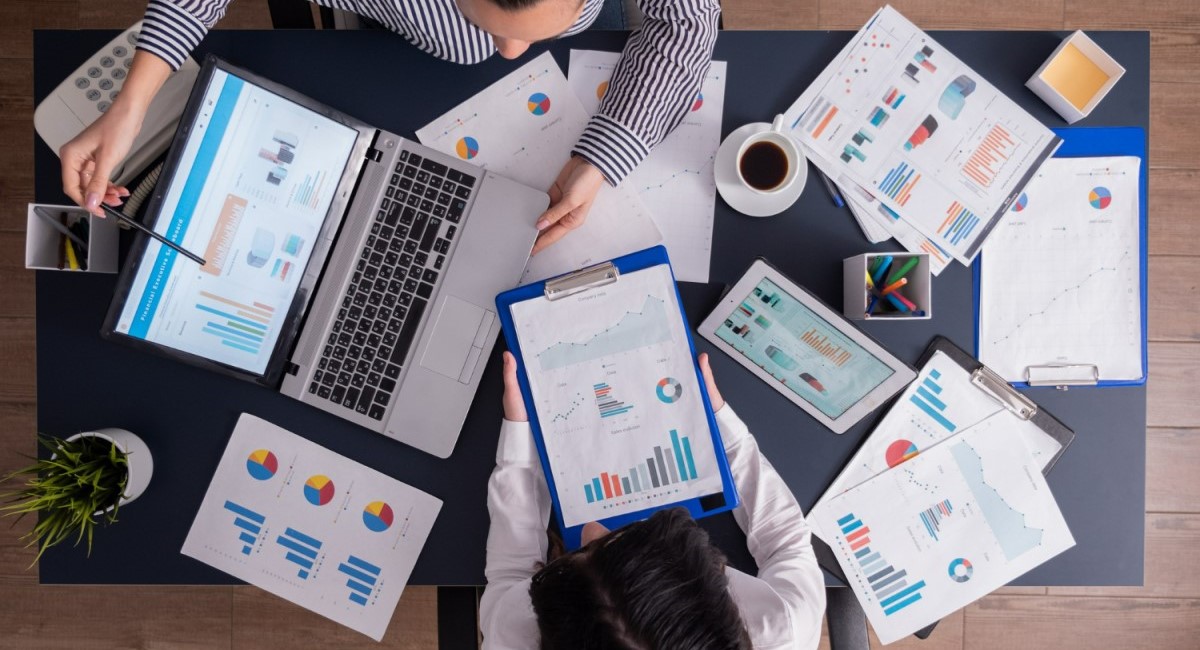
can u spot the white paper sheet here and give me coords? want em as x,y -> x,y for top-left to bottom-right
979,157 -> 1142,382
841,182 -> 953,275
415,52 -> 662,283
782,5 -> 1060,264
182,414 -> 442,641
509,264 -> 724,528
809,417 -> 1074,644
567,50 -> 724,283
818,351 -> 1063,507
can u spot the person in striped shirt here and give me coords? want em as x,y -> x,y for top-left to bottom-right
59,0 -> 721,253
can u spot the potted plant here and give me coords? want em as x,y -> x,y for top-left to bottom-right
0,428 -> 153,563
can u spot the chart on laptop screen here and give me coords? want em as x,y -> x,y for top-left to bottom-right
115,68 -> 358,374
510,265 -> 725,528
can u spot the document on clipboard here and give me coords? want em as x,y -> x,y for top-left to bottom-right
976,127 -> 1148,388
496,247 -> 737,548
808,337 -> 1076,643
817,337 -> 1074,508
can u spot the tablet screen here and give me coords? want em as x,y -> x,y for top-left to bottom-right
714,278 -> 896,418
112,67 -> 358,375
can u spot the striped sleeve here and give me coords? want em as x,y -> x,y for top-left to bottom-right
137,0 -> 232,70
572,0 -> 721,185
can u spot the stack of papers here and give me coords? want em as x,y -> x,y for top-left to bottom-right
416,52 -> 662,284
183,414 -> 442,641
783,6 -> 1061,273
809,351 -> 1074,643
567,50 -> 726,283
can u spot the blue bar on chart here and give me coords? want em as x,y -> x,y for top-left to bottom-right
337,555 -> 382,606
593,382 -> 634,418
583,429 -> 700,502
276,527 -> 323,579
919,499 -> 954,541
837,513 -> 926,617
195,291 -> 272,355
910,368 -> 956,431
223,500 -> 265,555
938,201 -> 980,246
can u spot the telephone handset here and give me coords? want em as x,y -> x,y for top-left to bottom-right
34,21 -> 200,187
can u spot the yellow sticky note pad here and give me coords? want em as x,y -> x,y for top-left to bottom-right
1040,43 -> 1111,111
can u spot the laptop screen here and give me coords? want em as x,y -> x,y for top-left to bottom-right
113,67 -> 359,375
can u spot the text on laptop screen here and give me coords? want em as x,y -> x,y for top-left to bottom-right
115,68 -> 359,374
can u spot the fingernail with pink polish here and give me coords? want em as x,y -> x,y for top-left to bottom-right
535,219 -> 549,230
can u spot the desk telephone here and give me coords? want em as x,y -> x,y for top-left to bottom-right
34,22 -> 199,189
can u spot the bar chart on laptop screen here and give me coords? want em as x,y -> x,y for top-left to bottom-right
510,265 -> 725,528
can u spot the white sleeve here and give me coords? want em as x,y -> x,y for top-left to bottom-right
718,406 -> 826,650
478,419 -> 550,648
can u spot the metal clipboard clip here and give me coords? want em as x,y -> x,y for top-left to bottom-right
544,261 -> 620,301
1023,364 -> 1100,390
971,365 -> 1037,421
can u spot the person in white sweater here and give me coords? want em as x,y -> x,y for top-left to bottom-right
480,351 -> 826,649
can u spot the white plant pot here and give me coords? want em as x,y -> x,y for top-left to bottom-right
62,428 -> 154,513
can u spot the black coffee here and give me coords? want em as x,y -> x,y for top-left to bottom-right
739,141 -> 789,191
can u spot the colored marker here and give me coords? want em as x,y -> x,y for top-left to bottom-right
866,293 -> 879,316
865,271 -> 875,289
879,277 -> 908,297
886,256 -> 921,285
818,172 -> 846,208
872,255 -> 893,285
885,293 -> 911,313
890,290 -> 918,312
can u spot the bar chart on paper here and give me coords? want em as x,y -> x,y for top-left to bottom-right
836,513 -> 927,617
338,555 -> 382,606
583,429 -> 700,505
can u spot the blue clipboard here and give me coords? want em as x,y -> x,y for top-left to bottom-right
496,246 -> 739,549
973,126 -> 1148,387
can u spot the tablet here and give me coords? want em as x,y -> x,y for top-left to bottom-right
699,259 -> 916,433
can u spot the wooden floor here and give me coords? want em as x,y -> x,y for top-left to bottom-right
0,0 -> 1197,647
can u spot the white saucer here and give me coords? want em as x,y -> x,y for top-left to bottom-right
715,122 -> 808,217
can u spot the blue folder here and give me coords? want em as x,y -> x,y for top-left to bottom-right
496,246 -> 739,549
973,126 -> 1148,387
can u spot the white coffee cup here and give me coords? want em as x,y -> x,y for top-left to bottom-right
736,114 -> 803,195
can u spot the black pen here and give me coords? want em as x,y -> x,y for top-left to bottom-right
818,172 -> 846,208
99,203 -> 207,266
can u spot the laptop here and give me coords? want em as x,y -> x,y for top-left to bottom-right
102,56 -> 547,458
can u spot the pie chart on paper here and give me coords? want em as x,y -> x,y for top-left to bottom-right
1088,186 -> 1112,209
527,92 -> 551,116
455,136 -> 479,160
885,439 -> 919,467
304,475 -> 335,506
363,501 -> 395,532
246,449 -> 278,480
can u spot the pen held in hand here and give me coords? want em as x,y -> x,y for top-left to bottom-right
99,203 -> 207,266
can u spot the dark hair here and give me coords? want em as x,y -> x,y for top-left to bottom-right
529,508 -> 752,650
485,0 -> 584,11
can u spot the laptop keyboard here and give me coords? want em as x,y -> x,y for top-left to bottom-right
307,150 -> 476,420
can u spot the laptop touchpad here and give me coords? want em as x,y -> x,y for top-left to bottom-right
420,296 -> 486,380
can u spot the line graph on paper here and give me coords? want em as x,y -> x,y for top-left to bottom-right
978,157 -> 1142,382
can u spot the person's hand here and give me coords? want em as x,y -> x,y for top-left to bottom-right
698,353 -> 726,412
501,351 -> 528,422
60,101 -> 144,216
532,156 -> 605,254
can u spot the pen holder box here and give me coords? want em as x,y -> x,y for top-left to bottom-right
843,253 -> 931,321
1027,30 -> 1125,124
26,203 -> 119,273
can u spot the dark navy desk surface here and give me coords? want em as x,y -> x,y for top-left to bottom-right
34,30 -> 1147,586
